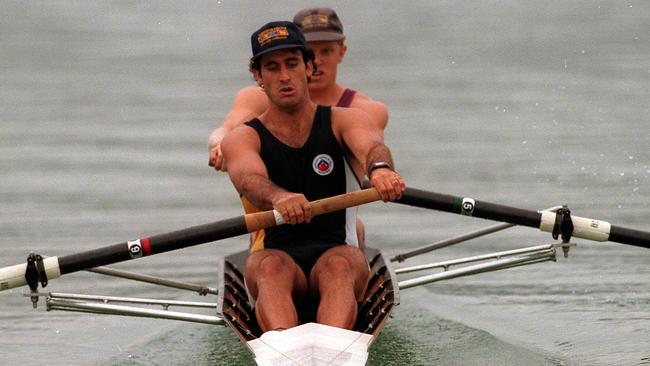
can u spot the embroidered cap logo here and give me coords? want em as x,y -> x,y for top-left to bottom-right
257,26 -> 290,46
301,14 -> 329,30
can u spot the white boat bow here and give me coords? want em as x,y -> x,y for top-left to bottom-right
248,322 -> 373,366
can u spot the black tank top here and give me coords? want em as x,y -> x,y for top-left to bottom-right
244,106 -> 358,253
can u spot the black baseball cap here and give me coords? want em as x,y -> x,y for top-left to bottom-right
293,7 -> 345,42
250,21 -> 309,62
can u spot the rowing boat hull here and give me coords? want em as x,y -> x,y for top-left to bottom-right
216,247 -> 399,364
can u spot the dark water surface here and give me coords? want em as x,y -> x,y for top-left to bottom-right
1,1 -> 648,365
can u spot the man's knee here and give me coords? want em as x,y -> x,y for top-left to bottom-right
256,254 -> 292,278
321,254 -> 353,275
316,248 -> 367,281
246,251 -> 295,283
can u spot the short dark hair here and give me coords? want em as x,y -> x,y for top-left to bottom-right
249,47 -> 316,74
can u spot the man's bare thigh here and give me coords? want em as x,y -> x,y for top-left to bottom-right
245,249 -> 308,299
309,245 -> 369,299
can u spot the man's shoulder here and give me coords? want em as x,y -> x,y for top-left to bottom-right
233,86 -> 269,110
348,91 -> 385,108
330,105 -> 372,124
224,122 -> 258,143
346,91 -> 388,128
235,85 -> 267,100
221,122 -> 260,155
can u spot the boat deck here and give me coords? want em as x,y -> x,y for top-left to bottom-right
216,246 -> 399,346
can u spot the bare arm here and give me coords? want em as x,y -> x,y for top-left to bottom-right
221,126 -> 312,224
208,86 -> 268,171
332,108 -> 405,201
350,94 -> 389,132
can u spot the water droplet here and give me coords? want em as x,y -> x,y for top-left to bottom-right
522,140 -> 527,144
619,172 -> 625,176
628,155 -> 634,160
581,50 -> 585,54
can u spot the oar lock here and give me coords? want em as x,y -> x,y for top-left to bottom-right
24,252 -> 48,308
551,205 -> 575,258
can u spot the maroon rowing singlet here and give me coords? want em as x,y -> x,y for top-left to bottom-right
336,88 -> 357,108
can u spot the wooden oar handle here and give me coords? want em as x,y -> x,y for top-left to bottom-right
243,188 -> 381,232
311,187 -> 381,216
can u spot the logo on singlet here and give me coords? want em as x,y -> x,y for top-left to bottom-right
312,154 -> 334,176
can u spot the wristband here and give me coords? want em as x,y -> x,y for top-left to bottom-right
368,161 -> 392,177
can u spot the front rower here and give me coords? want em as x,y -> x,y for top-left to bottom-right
221,21 -> 405,332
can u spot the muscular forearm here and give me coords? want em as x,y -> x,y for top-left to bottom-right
365,143 -> 395,174
365,143 -> 404,203
238,173 -> 288,210
238,173 -> 311,224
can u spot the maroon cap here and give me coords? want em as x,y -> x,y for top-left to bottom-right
293,7 -> 345,42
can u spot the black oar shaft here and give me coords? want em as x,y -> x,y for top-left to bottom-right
58,217 -> 248,274
397,188 -> 542,227
57,186 -> 385,275
0,188 -> 382,292
398,187 -> 650,249
609,226 -> 650,248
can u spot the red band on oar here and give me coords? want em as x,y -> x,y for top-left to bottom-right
141,237 -> 151,256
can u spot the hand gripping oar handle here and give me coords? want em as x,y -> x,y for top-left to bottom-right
0,188 -> 381,292
244,187 -> 381,229
397,187 -> 650,249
